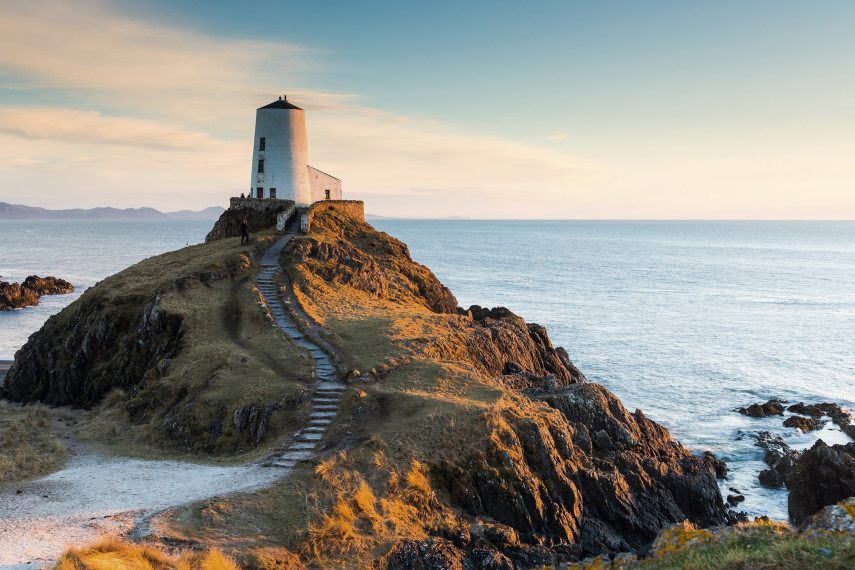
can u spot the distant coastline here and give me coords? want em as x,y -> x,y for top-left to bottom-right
0,202 -> 224,221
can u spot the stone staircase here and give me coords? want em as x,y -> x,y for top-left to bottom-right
255,234 -> 346,469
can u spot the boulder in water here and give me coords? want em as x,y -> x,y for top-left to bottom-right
788,440 -> 855,525
0,275 -> 73,310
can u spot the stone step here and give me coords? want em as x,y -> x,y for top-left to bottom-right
277,450 -> 315,461
290,442 -> 316,451
272,460 -> 297,468
313,397 -> 340,404
299,432 -> 323,441
304,426 -> 326,433
313,404 -> 339,411
310,411 -> 337,419
316,383 -> 345,391
310,418 -> 333,426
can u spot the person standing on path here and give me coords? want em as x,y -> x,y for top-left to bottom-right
240,219 -> 250,245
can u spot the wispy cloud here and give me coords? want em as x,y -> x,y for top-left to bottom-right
546,133 -> 567,141
0,157 -> 47,168
0,0 -> 596,213
0,109 -> 235,152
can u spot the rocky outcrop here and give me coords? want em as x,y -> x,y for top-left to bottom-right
205,197 -> 295,242
458,306 -> 587,385
233,403 -> 281,444
433,384 -> 728,561
788,440 -> 855,525
745,431 -> 799,489
783,415 -> 826,432
22,275 -> 74,296
736,399 -> 785,418
801,496 -> 855,533
1,249 -> 255,409
703,451 -> 728,479
0,275 -> 73,310
286,209 -> 458,314
1,292 -> 183,407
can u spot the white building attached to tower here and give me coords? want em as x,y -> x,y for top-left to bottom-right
249,95 -> 342,206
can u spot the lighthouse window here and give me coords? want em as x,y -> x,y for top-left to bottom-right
257,159 -> 264,174
270,188 -> 277,198
325,189 -> 331,200
256,187 -> 263,199
259,137 -> 265,151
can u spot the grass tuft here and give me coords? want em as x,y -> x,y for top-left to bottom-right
56,538 -> 242,570
0,400 -> 66,482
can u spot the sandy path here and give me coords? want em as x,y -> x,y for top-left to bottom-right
0,434 -> 285,569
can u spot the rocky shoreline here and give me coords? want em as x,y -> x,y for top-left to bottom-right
737,398 -> 855,525
0,275 -> 73,311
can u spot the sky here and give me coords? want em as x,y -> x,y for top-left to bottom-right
0,0 -> 853,218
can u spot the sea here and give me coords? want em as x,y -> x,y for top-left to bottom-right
2,218 -> 854,521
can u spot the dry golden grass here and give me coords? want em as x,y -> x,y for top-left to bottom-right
56,538 -> 241,570
299,451 -> 456,567
0,400 -> 66,482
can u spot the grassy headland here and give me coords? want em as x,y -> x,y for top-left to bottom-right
8,206 -> 851,569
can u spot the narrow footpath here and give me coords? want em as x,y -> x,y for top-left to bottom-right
0,230 -> 344,569
255,230 -> 347,468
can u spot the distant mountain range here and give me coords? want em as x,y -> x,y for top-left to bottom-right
0,202 -> 225,221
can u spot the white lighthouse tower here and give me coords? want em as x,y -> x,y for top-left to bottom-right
250,95 -> 311,205
249,95 -> 342,206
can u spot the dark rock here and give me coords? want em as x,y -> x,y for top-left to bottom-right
254,403 -> 279,444
0,275 -> 73,311
445,307 -> 587,385
788,402 -> 824,417
509,544 -> 558,567
21,275 -> 73,296
748,430 -> 792,463
783,415 -> 826,432
483,524 -> 519,549
726,494 -> 745,506
233,406 -> 252,432
0,281 -> 40,310
746,430 -> 801,488
703,451 -> 728,479
435,383 -> 727,558
382,538 -> 467,570
468,547 -> 515,570
758,468 -> 785,488
592,429 -> 612,451
788,440 -> 855,525
824,405 -> 855,440
736,399 -> 785,417
1,293 -> 182,408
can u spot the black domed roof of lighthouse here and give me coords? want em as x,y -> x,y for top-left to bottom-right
258,95 -> 303,111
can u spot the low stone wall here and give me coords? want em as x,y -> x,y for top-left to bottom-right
300,200 -> 364,233
206,198 -> 295,242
